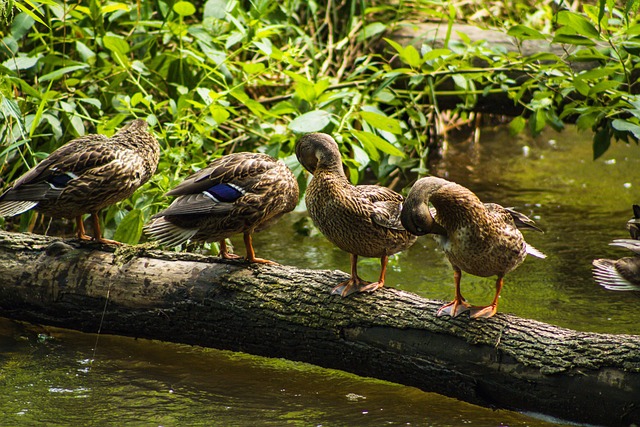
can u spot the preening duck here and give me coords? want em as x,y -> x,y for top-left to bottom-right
400,176 -> 545,319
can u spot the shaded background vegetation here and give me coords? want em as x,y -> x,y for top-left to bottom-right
0,0 -> 638,244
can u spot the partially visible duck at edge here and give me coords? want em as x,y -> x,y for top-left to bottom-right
400,176 -> 546,319
0,119 -> 159,245
592,205 -> 640,291
295,132 -> 417,297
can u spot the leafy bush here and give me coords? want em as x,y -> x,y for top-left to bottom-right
0,0 -> 638,243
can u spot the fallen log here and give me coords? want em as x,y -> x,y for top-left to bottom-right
0,230 -> 638,426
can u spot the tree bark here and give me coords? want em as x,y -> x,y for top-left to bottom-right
0,230 -> 638,426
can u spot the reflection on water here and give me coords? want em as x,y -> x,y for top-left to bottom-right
0,318 -> 566,427
1,125 -> 637,426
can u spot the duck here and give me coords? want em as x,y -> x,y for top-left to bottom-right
295,132 -> 417,297
0,119 -> 159,245
143,152 -> 299,264
592,205 -> 640,291
400,176 -> 545,318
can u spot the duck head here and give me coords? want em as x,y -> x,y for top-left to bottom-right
400,176 -> 449,236
295,133 -> 345,176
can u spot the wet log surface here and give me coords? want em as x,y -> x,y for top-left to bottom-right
0,230 -> 638,426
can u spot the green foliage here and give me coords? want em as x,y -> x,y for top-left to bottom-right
1,0 -> 639,243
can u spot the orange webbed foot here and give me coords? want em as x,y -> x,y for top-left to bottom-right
436,299 -> 471,318
469,304 -> 498,319
358,281 -> 384,294
246,255 -> 279,265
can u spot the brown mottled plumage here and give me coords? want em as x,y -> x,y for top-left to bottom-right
0,119 -> 159,244
295,132 -> 416,297
143,152 -> 299,264
592,205 -> 640,291
401,176 -> 545,318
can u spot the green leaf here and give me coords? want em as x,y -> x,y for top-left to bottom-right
552,32 -> 596,46
593,127 -> 611,160
2,54 -> 41,71
39,64 -> 89,82
509,116 -> 526,135
573,77 -> 590,96
352,130 -> 404,158
557,11 -> 600,39
173,1 -> 196,16
14,2 -> 48,27
360,111 -> 402,134
204,0 -> 227,19
611,119 -> 640,139
113,209 -> 144,244
103,35 -> 130,54
507,25 -> 546,40
422,48 -> 452,61
588,80 -> 621,96
358,22 -> 386,42
288,110 -> 332,133
230,88 -> 269,117
401,45 -> 421,68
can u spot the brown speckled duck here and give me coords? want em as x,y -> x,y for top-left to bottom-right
295,132 -> 417,297
592,205 -> 640,291
0,119 -> 159,244
400,176 -> 545,318
143,152 -> 299,264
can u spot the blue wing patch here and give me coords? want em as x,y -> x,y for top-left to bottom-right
47,172 -> 78,189
204,183 -> 244,203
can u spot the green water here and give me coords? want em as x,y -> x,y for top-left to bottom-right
0,318 -> 568,427
2,125 -> 638,425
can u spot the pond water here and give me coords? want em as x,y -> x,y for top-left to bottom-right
1,125 -> 638,426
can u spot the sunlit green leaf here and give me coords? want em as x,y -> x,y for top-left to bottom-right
557,11 -> 600,39
173,1 -> 196,16
507,25 -> 546,40
509,116 -> 526,135
288,110 -> 332,133
352,130 -> 404,157
103,35 -> 130,54
611,119 -> 640,139
2,54 -> 41,71
360,111 -> 402,134
39,64 -> 89,82
358,22 -> 386,41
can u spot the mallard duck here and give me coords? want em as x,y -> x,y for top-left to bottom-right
0,119 -> 159,244
143,152 -> 299,264
592,205 -> 640,291
295,132 -> 417,297
400,176 -> 545,318
592,240 -> 640,291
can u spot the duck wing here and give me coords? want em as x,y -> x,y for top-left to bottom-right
155,153 -> 276,217
354,185 -> 406,231
0,135 -> 114,215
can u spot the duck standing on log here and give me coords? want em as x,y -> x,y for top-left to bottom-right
592,205 -> 640,291
144,152 -> 299,264
295,132 -> 417,297
0,119 -> 159,245
400,176 -> 545,318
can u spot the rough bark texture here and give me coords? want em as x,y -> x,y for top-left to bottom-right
0,230 -> 639,426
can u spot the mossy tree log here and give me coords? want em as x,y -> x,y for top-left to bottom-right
0,230 -> 638,426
